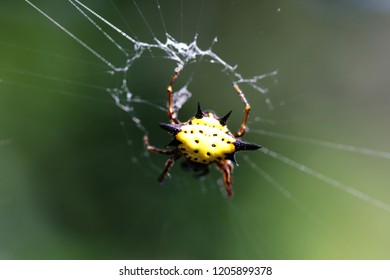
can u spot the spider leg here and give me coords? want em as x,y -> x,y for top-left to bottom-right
144,135 -> 181,183
143,135 -> 177,155
216,160 -> 234,197
232,82 -> 250,138
167,65 -> 183,125
158,154 -> 181,183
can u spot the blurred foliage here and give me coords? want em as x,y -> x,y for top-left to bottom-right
1,0 -> 390,259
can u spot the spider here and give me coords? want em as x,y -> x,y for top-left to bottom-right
143,66 -> 261,197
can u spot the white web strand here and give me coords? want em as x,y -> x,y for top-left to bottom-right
24,0 -> 119,71
243,155 -> 347,245
8,0 -> 390,260
253,129 -> 390,160
23,1 -> 389,215
24,0 -> 278,116
259,147 -> 390,213
67,0 -> 129,57
244,154 -> 320,217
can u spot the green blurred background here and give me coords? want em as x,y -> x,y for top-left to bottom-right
1,0 -> 390,259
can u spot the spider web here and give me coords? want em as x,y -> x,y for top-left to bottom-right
1,0 -> 390,259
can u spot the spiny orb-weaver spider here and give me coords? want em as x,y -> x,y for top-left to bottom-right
144,66 -> 261,197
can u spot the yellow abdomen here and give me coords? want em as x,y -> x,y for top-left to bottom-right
175,123 -> 236,164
